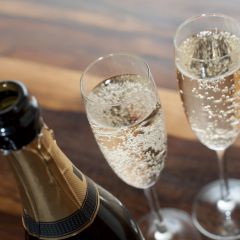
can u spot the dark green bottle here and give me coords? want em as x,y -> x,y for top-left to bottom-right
0,80 -> 144,240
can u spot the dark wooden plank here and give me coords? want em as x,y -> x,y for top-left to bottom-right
42,109 -> 240,240
2,108 -> 239,239
0,109 -> 240,240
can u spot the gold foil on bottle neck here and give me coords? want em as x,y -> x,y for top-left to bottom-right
8,125 -> 89,222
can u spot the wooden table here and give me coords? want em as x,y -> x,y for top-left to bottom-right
0,1 -> 240,239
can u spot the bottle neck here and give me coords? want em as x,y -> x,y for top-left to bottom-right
0,81 -> 42,151
6,124 -> 99,239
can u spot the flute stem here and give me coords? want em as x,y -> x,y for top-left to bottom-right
216,149 -> 229,201
144,187 -> 168,234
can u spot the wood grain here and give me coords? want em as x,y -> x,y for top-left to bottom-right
0,57 -> 196,140
0,0 -> 240,89
1,107 -> 240,240
0,1 -> 240,239
2,56 -> 240,148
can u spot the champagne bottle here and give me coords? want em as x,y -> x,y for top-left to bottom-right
0,80 -> 144,240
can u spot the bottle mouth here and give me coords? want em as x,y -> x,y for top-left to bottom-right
0,80 -> 41,150
0,86 -> 18,111
0,80 -> 28,120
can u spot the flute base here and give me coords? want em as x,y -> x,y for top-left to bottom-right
192,179 -> 240,240
139,208 -> 201,240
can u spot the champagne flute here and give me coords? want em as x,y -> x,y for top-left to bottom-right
174,14 -> 240,239
80,53 -> 200,240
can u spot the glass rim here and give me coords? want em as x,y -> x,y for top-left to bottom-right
173,13 -> 240,62
80,52 -> 152,105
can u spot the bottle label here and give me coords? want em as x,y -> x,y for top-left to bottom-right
9,126 -> 100,239
23,176 -> 99,239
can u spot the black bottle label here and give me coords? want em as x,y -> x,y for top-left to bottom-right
23,177 -> 99,239
10,126 -> 101,239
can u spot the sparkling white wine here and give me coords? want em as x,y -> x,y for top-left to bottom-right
176,30 -> 240,150
86,74 -> 167,189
